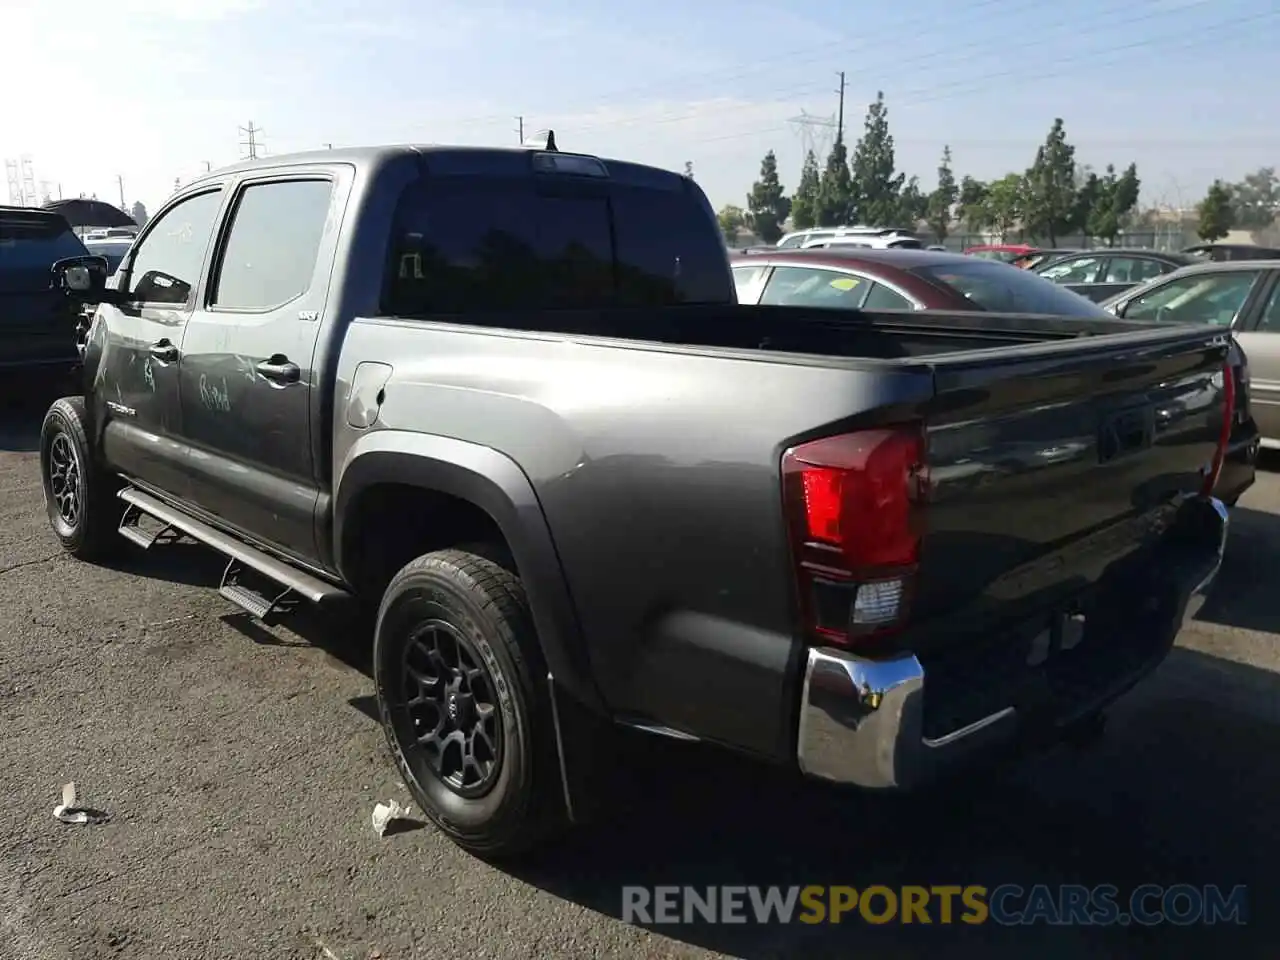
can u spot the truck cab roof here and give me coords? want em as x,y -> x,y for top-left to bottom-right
192,143 -> 691,194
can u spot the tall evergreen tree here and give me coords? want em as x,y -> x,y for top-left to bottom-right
850,91 -> 905,226
1022,118 -> 1077,244
957,176 -> 991,234
791,150 -> 821,230
1197,180 -> 1235,242
927,145 -> 958,242
816,140 -> 854,227
746,150 -> 791,244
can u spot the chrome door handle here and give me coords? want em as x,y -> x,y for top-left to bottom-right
256,356 -> 300,384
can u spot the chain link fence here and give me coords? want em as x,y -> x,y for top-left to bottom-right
937,227 -> 1196,253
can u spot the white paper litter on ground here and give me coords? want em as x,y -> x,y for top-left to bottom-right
52,782 -> 108,825
371,799 -> 410,837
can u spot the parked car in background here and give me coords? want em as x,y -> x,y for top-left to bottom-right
83,227 -> 138,242
0,205 -> 88,388
1010,248 -> 1079,270
963,243 -> 1035,262
801,232 -> 923,251
776,225 -> 921,249
731,247 -> 1141,316
732,247 -> 1256,505
84,237 -> 133,274
1031,248 -> 1197,302
1102,258 -> 1279,457
1183,243 -> 1280,262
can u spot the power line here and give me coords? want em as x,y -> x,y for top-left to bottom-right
534,0 -> 1227,139
239,121 -> 263,160
579,5 -> 1274,146
442,0 -> 1017,131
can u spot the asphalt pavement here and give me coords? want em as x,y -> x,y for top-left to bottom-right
1,393 -> 1277,959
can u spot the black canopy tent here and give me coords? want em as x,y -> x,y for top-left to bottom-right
41,198 -> 135,230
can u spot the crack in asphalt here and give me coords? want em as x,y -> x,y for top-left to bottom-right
0,554 -> 62,577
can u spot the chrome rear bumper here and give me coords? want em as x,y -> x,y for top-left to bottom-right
796,496 -> 1229,790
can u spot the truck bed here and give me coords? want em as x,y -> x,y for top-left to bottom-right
410,302 -> 1170,363
338,305 -> 1229,760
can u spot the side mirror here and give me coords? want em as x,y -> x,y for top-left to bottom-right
50,256 -> 127,305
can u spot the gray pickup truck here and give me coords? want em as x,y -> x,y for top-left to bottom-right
42,140 -> 1234,859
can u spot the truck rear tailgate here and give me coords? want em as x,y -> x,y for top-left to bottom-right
904,325 -> 1230,738
916,325 -> 1228,629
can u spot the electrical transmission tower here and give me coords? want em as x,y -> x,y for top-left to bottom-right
4,160 -> 21,206
787,110 -> 836,160
239,121 -> 263,159
19,157 -> 36,206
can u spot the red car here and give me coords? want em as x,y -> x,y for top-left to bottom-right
729,247 -> 1114,317
962,243 -> 1036,263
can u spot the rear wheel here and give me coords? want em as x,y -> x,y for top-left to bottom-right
39,396 -> 120,561
372,549 -> 564,858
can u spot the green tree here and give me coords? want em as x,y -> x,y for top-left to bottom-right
927,146 -> 958,243
957,176 -> 990,234
717,204 -> 747,245
129,201 -> 149,226
791,150 -> 821,230
1112,163 -> 1141,227
816,140 -> 854,226
897,177 -> 928,225
1085,165 -> 1121,246
1197,180 -> 1235,242
984,174 -> 1025,241
1227,167 -> 1278,230
1071,169 -> 1101,241
746,150 -> 791,244
1022,118 -> 1077,244
850,91 -> 905,226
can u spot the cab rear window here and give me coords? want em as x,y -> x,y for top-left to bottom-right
385,177 -> 731,314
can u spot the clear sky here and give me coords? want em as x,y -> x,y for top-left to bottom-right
4,0 -> 1277,216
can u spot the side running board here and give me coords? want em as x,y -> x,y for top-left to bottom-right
117,487 -> 350,622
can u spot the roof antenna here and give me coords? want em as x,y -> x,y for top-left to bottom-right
522,129 -> 558,151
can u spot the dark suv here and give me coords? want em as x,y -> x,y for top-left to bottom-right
0,206 -> 89,383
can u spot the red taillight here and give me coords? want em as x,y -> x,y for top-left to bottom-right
1201,359 -> 1236,497
782,425 -> 927,648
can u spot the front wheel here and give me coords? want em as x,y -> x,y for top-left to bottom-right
39,396 -> 120,561
372,549 -> 565,858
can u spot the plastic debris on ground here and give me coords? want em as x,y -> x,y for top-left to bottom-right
371,799 -> 410,837
52,782 -> 109,825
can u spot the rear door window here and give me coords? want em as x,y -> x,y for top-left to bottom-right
1102,257 -> 1172,284
759,266 -> 870,309
732,264 -> 768,303
861,282 -> 916,309
1123,271 -> 1263,326
1039,256 -> 1102,283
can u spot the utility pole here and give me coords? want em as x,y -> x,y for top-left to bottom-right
834,71 -> 847,143
239,121 -> 263,160
323,143 -> 333,150
515,116 -> 524,143
203,160 -> 212,171
117,174 -> 126,208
